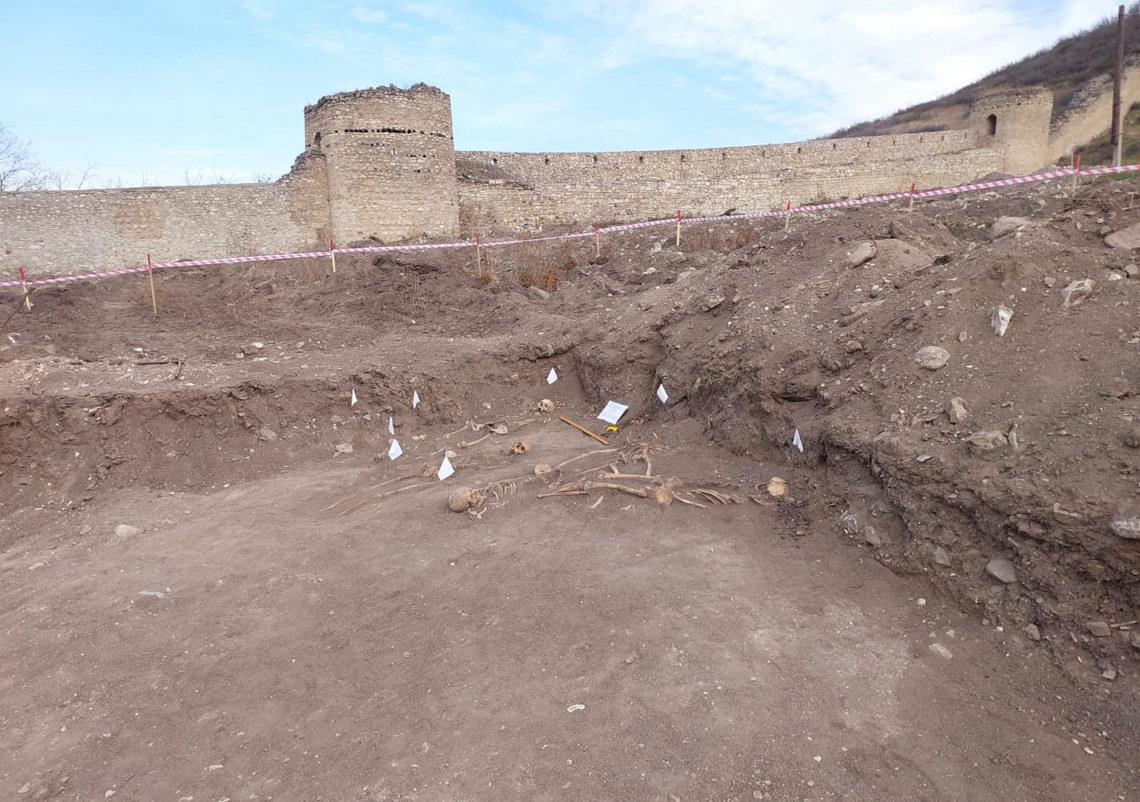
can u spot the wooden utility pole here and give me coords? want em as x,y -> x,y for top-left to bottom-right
1112,4 -> 1126,167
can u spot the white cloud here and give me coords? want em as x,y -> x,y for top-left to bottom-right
238,0 -> 275,22
576,0 -> 1099,134
349,5 -> 387,24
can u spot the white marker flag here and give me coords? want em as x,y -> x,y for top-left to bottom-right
388,439 -> 403,461
351,388 -> 359,407
597,401 -> 629,426
656,383 -> 669,403
388,416 -> 395,435
437,455 -> 455,480
547,367 -> 558,385
412,390 -> 420,409
792,429 -> 804,453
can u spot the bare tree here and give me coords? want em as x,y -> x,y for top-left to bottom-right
46,158 -> 98,190
0,122 -> 46,191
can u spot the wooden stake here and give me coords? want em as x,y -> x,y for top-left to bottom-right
907,182 -> 916,213
475,234 -> 482,278
146,254 -> 158,317
559,415 -> 609,446
594,224 -> 601,258
675,210 -> 682,248
784,200 -> 792,232
329,238 -> 337,274
19,267 -> 31,311
1072,152 -> 1082,193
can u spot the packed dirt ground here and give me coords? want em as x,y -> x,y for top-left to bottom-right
1,174 -> 1139,800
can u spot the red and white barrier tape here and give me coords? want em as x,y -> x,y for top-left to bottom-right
4,163 -> 1137,291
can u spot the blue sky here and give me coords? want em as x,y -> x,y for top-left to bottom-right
0,0 -> 1104,187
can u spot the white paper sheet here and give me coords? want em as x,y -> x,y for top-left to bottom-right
437,455 -> 455,480
792,429 -> 804,453
547,367 -> 558,384
350,388 -> 358,407
388,416 -> 395,435
412,390 -> 420,409
656,383 -> 669,403
597,401 -> 629,426
388,439 -> 403,461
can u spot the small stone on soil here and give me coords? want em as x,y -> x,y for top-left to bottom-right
863,526 -> 882,547
1110,518 -> 1140,540
915,345 -> 951,370
988,216 -> 1032,240
114,524 -> 140,537
947,397 -> 969,424
985,557 -> 1017,584
1024,624 -> 1041,641
1087,621 -> 1111,638
847,241 -> 876,268
1061,279 -> 1094,308
932,547 -> 951,567
929,643 -> 953,660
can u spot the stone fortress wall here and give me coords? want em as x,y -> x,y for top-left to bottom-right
0,79 -> 1116,278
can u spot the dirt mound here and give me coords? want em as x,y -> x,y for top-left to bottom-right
1,175 -> 1139,685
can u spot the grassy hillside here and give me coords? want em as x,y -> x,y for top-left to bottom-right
835,5 -> 1140,139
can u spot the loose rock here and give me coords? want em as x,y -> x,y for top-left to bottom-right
1123,428 -> 1140,449
847,241 -> 876,268
932,547 -> 952,567
258,426 -> 277,442
863,526 -> 882,547
704,293 -> 725,311
946,397 -> 969,424
1124,263 -> 1139,278
334,442 -> 354,455
1087,621 -> 1111,638
985,557 -> 1017,584
915,345 -> 950,370
991,305 -> 1013,336
928,643 -> 953,660
1024,623 -> 1041,641
966,430 -> 1008,451
527,286 -> 551,301
766,477 -> 788,498
1061,279 -> 1094,308
988,216 -> 1032,240
114,524 -> 140,537
1104,221 -> 1140,249
1110,518 -> 1140,540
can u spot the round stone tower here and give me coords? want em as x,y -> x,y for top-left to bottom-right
970,87 -> 1054,175
303,84 -> 459,244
